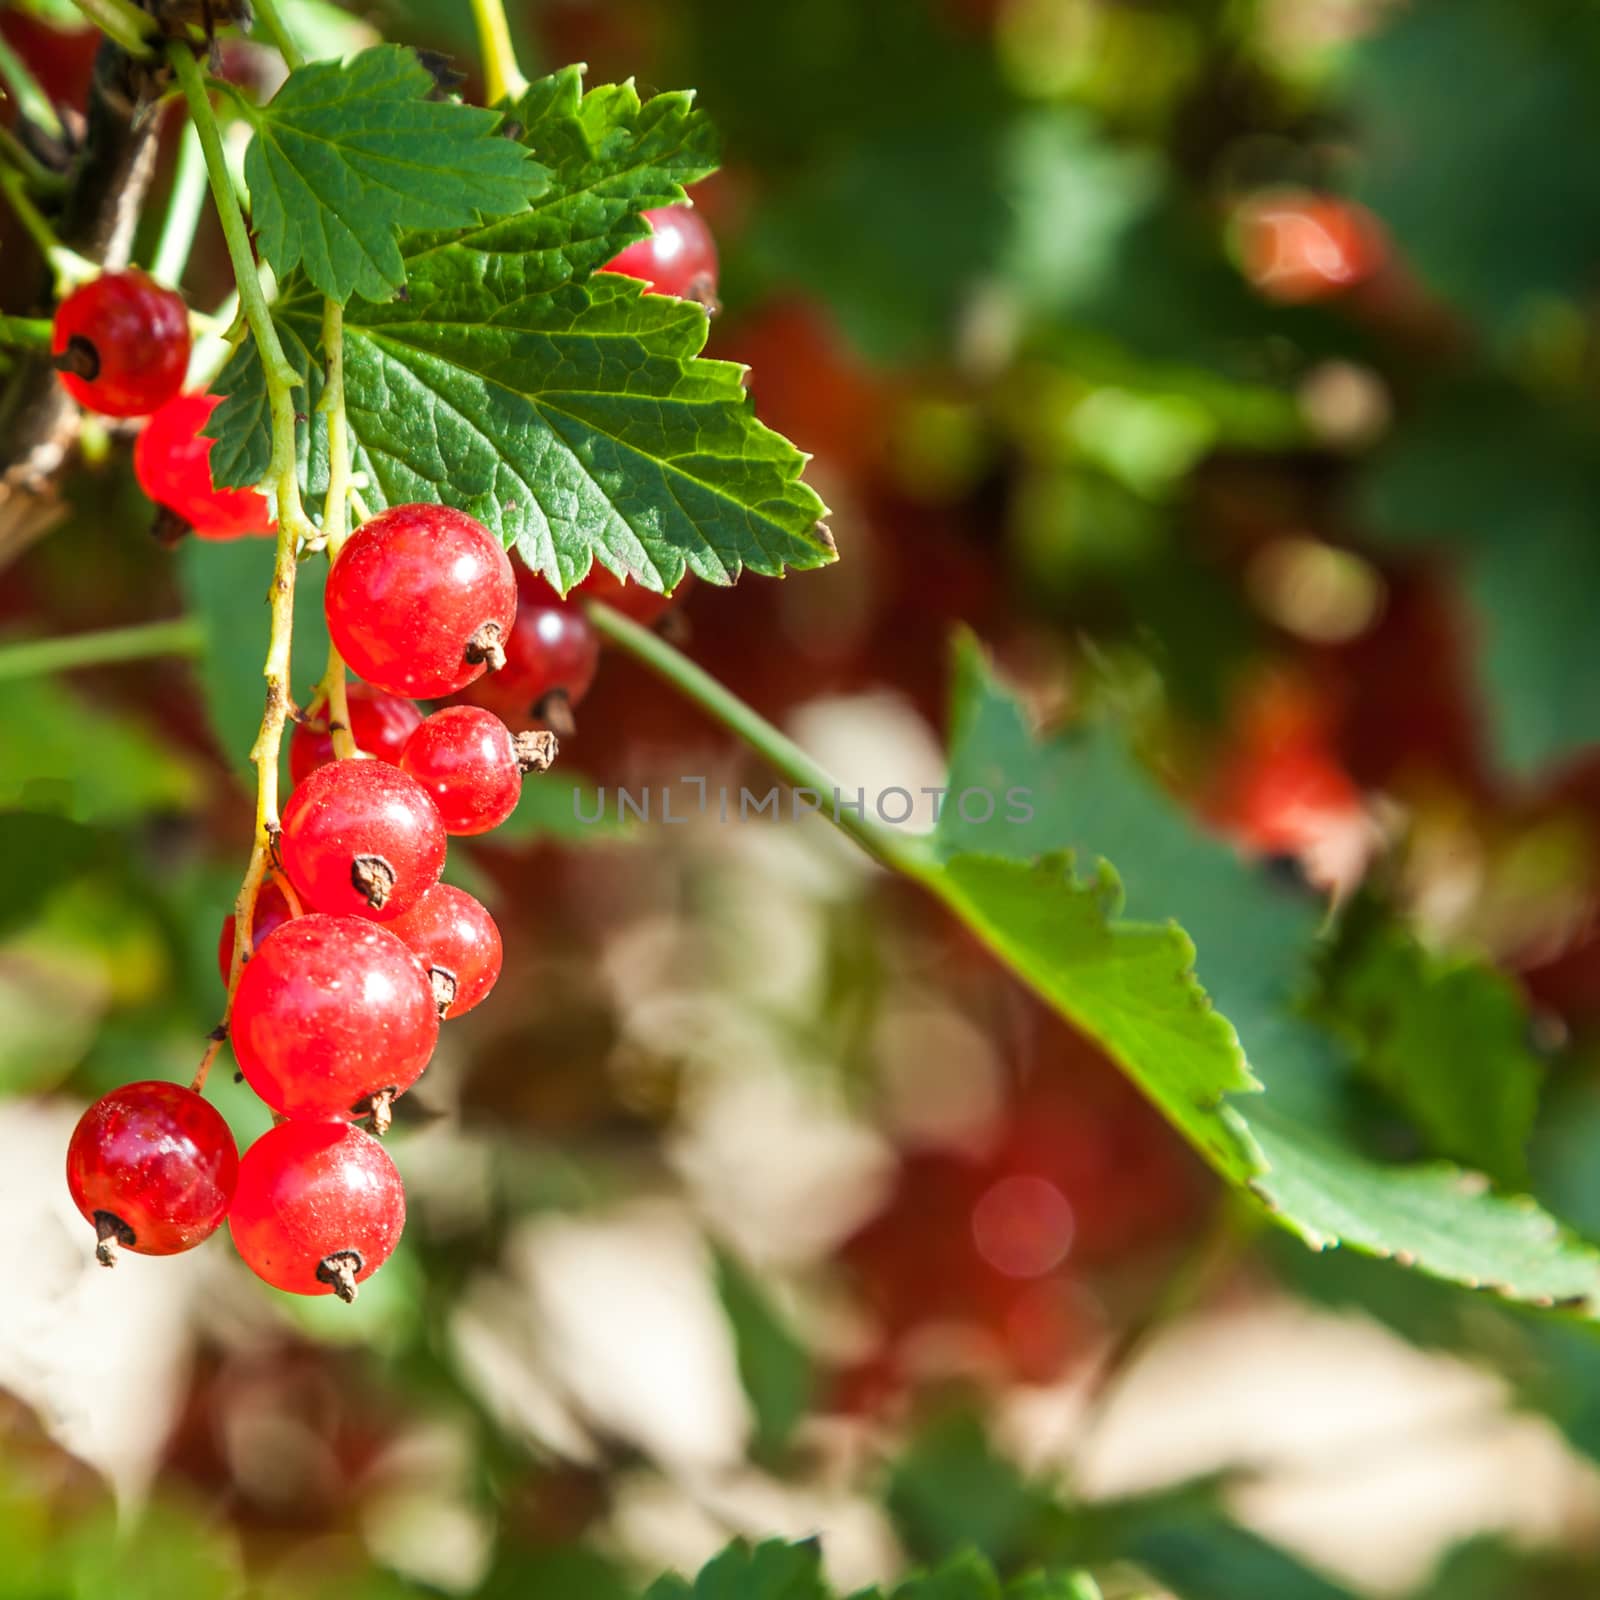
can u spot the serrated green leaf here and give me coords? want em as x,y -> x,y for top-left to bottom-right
213,70 -> 827,593
647,1539 -> 828,1600
1323,906 -> 1542,1184
892,1551 -> 1003,1600
886,1413 -> 1069,1572
932,638 -> 1600,1314
926,852 -> 1263,1187
245,44 -> 543,303
713,1248 -> 812,1458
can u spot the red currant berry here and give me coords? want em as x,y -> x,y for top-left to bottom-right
324,505 -> 516,698
385,883 -> 503,1018
574,563 -> 692,626
399,705 -> 553,836
464,593 -> 599,736
605,205 -> 719,306
230,1120 -> 405,1301
1234,191 -> 1387,305
135,392 -> 275,540
279,759 -> 446,921
51,270 -> 190,417
216,876 -> 296,985
230,913 -> 438,1123
66,1081 -> 238,1263
289,681 -> 424,785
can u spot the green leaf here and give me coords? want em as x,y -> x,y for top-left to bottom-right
892,1551 -> 1002,1600
244,44 -> 542,303
1361,376 -> 1600,773
214,70 -> 828,593
931,639 -> 1600,1313
646,1539 -> 829,1600
1322,905 -> 1543,1184
886,1412 -> 1069,1571
0,679 -> 203,823
179,536 -> 330,778
926,852 -> 1263,1186
713,1248 -> 812,1458
1004,1578 -> 1101,1600
1348,0 -> 1600,337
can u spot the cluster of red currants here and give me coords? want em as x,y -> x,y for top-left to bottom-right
67,503 -> 559,1301
61,203 -> 716,1301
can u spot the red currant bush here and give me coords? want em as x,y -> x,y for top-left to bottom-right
385,883 -> 504,1018
230,1120 -> 405,1301
135,392 -> 276,540
399,705 -> 554,835
604,205 -> 719,306
51,269 -> 190,417
66,1081 -> 238,1263
324,505 -> 516,698
229,913 -> 439,1123
216,875 -> 297,984
289,681 -> 424,785
278,758 -> 446,920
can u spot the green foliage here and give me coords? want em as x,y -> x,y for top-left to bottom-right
244,45 -> 542,303
885,1412 -> 1070,1572
0,678 -> 202,821
178,536 -> 330,777
713,1247 -> 812,1458
935,640 -> 1600,1312
1320,901 -> 1543,1183
1347,0 -> 1600,337
212,68 -> 827,594
1362,376 -> 1600,773
646,1539 -> 1105,1600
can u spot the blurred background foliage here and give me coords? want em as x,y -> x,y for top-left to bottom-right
9,0 -> 1600,1594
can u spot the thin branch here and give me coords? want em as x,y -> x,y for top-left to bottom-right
171,41 -> 314,1089
0,616 -> 203,680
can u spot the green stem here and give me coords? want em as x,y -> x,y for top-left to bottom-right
67,0 -> 153,57
586,601 -> 930,874
469,0 -> 528,103
0,314 -> 52,350
170,38 -> 309,1092
0,29 -> 64,140
0,167 -> 97,291
168,42 -> 308,535
0,125 -> 66,194
151,120 -> 210,288
251,0 -> 306,69
0,617 -> 204,681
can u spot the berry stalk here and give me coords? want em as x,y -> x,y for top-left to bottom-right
171,41 -> 317,1088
